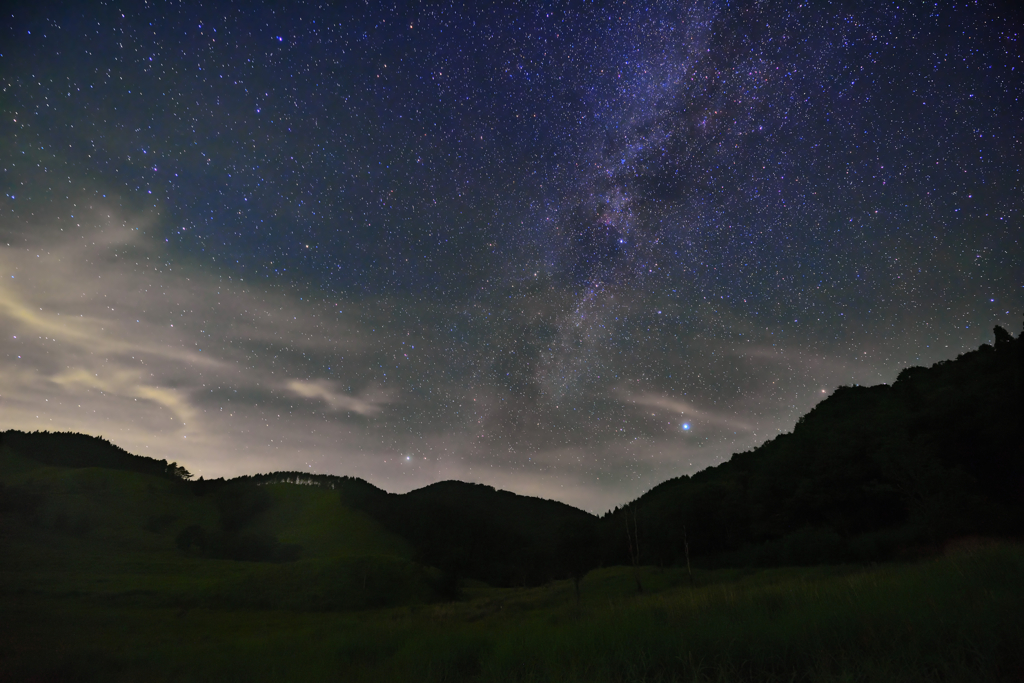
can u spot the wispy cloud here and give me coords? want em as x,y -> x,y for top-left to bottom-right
620,392 -> 756,432
49,368 -> 197,425
284,379 -> 392,416
0,210 -> 379,476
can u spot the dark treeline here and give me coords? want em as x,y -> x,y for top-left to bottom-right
2,322 -> 1022,590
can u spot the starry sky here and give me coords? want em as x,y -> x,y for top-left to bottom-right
1,1 -> 1022,512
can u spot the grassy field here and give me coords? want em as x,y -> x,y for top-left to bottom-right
3,542 -> 1022,681
2,449 -> 1022,681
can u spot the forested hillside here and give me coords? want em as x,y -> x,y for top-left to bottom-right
600,324 -> 1024,568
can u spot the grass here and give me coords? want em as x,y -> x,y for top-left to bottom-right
2,545 -> 1021,681
2,450 -> 1022,681
0,449 -> 431,611
261,482 -> 413,560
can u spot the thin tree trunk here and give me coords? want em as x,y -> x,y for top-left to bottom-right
626,506 -> 643,594
684,524 -> 693,586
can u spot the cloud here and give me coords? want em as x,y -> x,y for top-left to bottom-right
0,281 -> 225,372
0,208 -> 380,478
284,379 -> 391,416
50,368 -> 197,425
620,392 -> 757,432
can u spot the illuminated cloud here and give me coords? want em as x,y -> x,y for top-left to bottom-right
284,379 -> 391,416
0,213 -> 380,476
623,392 -> 756,433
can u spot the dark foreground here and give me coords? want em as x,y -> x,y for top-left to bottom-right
2,543 -> 1022,682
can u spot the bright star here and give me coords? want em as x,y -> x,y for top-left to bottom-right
681,423 -> 690,431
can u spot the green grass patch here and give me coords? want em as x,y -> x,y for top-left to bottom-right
260,482 -> 413,560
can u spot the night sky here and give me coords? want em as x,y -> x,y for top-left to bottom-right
1,1 -> 1021,512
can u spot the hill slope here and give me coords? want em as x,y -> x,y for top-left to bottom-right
0,447 -> 432,610
601,324 -> 1024,567
0,433 -> 597,591
347,480 -> 597,587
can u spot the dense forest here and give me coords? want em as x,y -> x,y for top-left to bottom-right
2,322 -> 1021,591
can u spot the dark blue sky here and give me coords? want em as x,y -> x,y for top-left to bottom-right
1,0 -> 1021,510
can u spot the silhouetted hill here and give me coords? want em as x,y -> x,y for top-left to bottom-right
0,430 -> 193,481
187,472 -> 596,587
601,323 -> 1024,568
347,480 -> 596,589
405,480 -> 590,549
0,432 -> 596,588
191,474 -> 597,588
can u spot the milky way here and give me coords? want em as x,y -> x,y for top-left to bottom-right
1,1 -> 1021,511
